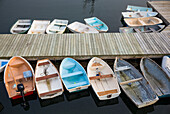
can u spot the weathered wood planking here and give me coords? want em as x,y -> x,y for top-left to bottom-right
0,33 -> 169,60
147,1 -> 170,25
162,25 -> 170,32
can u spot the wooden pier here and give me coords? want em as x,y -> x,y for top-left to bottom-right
0,33 -> 169,60
147,1 -> 170,32
0,1 -> 170,60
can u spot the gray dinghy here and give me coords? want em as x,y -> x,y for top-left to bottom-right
114,58 -> 158,108
140,58 -> 170,98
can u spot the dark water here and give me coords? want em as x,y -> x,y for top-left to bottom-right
0,58 -> 170,114
0,0 -> 168,33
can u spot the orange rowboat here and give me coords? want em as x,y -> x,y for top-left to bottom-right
4,56 -> 35,99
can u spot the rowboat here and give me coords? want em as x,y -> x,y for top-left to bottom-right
119,27 -> 135,33
35,59 -> 64,99
46,19 -> 68,34
119,25 -> 165,33
4,56 -> 34,99
162,56 -> 170,78
126,5 -> 153,12
60,58 -> 90,92
0,59 -> 8,73
10,19 -> 32,34
67,21 -> 99,33
122,12 -> 158,18
27,20 -> 50,34
140,58 -> 170,98
87,57 -> 121,100
84,17 -> 108,32
114,58 -> 159,108
124,17 -> 163,27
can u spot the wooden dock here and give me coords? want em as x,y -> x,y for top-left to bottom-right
0,33 -> 169,60
0,1 -> 170,60
147,1 -> 170,32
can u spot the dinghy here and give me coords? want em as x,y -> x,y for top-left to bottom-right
114,58 -> 158,108
4,56 -> 34,99
124,17 -> 162,27
119,25 -> 165,33
46,19 -> 68,34
162,56 -> 170,78
140,58 -> 170,98
126,5 -> 153,12
122,12 -> 158,18
67,21 -> 99,33
35,59 -> 64,99
10,19 -> 31,34
27,20 -> 50,34
60,58 -> 90,92
119,27 -> 135,33
87,57 -> 121,100
84,17 -> 108,32
0,59 -> 8,73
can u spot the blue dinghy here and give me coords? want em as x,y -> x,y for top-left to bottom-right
126,5 -> 153,12
60,58 -> 90,92
0,59 -> 8,73
84,17 -> 108,32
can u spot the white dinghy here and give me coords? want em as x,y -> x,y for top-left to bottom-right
87,57 -> 121,100
27,20 -> 50,34
67,21 -> 99,33
35,59 -> 64,99
46,19 -> 68,34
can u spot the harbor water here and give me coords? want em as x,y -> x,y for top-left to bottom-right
0,0 -> 169,113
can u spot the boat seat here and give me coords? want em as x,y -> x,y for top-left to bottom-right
115,66 -> 131,72
12,28 -> 29,31
38,61 -> 50,66
97,89 -> 118,96
9,61 -> 24,67
89,74 -> 113,80
67,81 -> 87,89
17,23 -> 31,26
62,61 -> 76,70
54,23 -> 67,26
23,70 -> 33,81
36,73 -> 58,81
39,89 -> 62,97
62,71 -> 83,78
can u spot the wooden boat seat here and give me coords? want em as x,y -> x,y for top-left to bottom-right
67,81 -> 87,89
17,23 -> 31,26
120,77 -> 143,85
89,74 -> 113,80
12,28 -> 29,31
38,61 -> 50,66
92,24 -> 103,28
62,71 -> 83,78
97,89 -> 118,96
115,66 -> 131,72
7,74 -> 25,82
62,61 -> 76,70
39,89 -> 62,97
9,61 -> 24,67
36,73 -> 58,81
54,23 -> 67,26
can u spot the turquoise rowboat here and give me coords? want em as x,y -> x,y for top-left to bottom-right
60,58 -> 90,92
126,5 -> 153,12
84,17 -> 109,32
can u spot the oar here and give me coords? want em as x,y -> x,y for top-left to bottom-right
8,65 -> 18,90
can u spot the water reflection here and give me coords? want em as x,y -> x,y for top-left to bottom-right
0,102 -> 4,112
64,89 -> 90,101
120,91 -> 154,114
39,94 -> 64,107
10,92 -> 37,111
83,0 -> 95,16
89,87 -> 119,107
